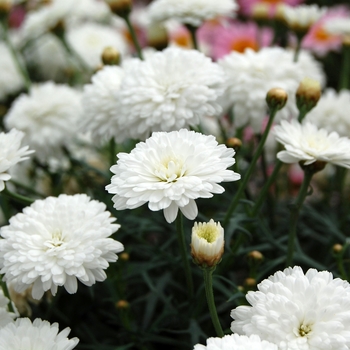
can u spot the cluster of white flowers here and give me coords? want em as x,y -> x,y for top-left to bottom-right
148,0 -> 238,27
106,129 -> 240,223
218,47 -> 325,133
4,82 -> 83,163
0,194 -> 124,299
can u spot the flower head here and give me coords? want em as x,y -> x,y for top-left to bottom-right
106,129 -> 240,223
118,47 -> 226,140
4,82 -> 83,163
274,119 -> 350,168
148,0 -> 238,27
0,129 -> 33,192
325,17 -> 350,37
0,318 -> 79,350
191,219 -> 224,268
0,194 -> 124,300
231,266 -> 350,349
194,334 -> 278,350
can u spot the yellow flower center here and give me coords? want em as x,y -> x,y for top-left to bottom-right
196,225 -> 218,243
299,323 -> 312,337
155,157 -> 186,182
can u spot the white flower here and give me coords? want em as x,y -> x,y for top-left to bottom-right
281,4 -> 327,31
218,47 -> 325,133
325,17 -> 350,36
65,22 -> 128,70
106,129 -> 240,223
4,82 -> 83,163
191,219 -> 224,267
304,89 -> 350,137
194,334 -> 278,350
0,43 -> 24,101
118,47 -> 226,140
148,0 -> 238,27
0,318 -> 79,350
0,288 -> 17,328
231,266 -> 350,350
0,129 -> 33,192
274,119 -> 350,168
81,65 -> 126,143
0,194 -> 124,300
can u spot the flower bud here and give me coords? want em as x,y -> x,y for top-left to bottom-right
0,0 -> 11,16
105,0 -> 132,17
226,137 -> 242,151
252,4 -> 269,22
116,300 -> 129,309
266,88 -> 288,111
191,219 -> 224,268
147,23 -> 168,51
247,250 -> 264,262
101,46 -> 121,66
244,277 -> 257,288
333,243 -> 343,254
296,77 -> 321,114
120,252 -> 129,261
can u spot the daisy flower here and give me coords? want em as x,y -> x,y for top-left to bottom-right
0,129 -> 33,192
106,129 -> 240,223
0,194 -> 124,300
231,266 -> 350,349
0,318 -> 79,350
194,334 -> 278,350
148,0 -> 238,27
325,17 -> 350,37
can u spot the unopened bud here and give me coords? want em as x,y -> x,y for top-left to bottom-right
343,35 -> 350,47
252,4 -> 269,21
226,137 -> 242,151
266,88 -> 288,110
147,23 -> 168,51
191,219 -> 224,268
296,77 -> 321,114
333,243 -> 343,254
101,46 -> 121,65
0,0 -> 11,15
116,300 -> 129,309
247,250 -> 264,262
244,278 -> 257,288
299,160 -> 327,173
120,252 -> 129,261
105,0 -> 132,17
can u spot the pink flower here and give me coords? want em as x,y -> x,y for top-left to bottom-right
201,20 -> 273,60
302,6 -> 350,57
237,0 -> 304,17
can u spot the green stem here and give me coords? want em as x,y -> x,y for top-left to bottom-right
2,186 -> 34,205
186,24 -> 199,50
109,138 -> 116,167
293,35 -> 302,63
251,160 -> 283,217
0,20 -> 31,91
123,14 -> 143,60
223,107 -> 279,227
339,43 -> 350,91
176,213 -> 194,298
297,106 -> 308,123
285,168 -> 314,267
203,267 -> 224,337
0,278 -> 15,313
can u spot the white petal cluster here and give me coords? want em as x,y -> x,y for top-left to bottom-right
0,129 -> 33,192
231,266 -> 350,350
194,334 -> 278,350
274,119 -> 350,168
0,43 -> 24,101
304,89 -> 350,137
106,129 -> 240,223
0,318 -> 79,350
191,219 -> 224,267
218,47 -> 325,133
81,65 -> 125,142
118,47 -> 226,140
65,23 -> 128,70
325,17 -> 350,36
0,288 -> 17,328
0,194 -> 124,300
148,0 -> 238,27
281,4 -> 327,31
4,82 -> 83,163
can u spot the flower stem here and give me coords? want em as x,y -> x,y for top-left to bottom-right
2,186 -> 35,205
203,267 -> 224,337
186,24 -> 199,51
251,160 -> 283,217
293,35 -> 302,62
297,106 -> 308,123
223,106 -> 279,227
0,277 -> 15,313
339,42 -> 350,91
0,20 -> 31,92
176,213 -> 194,298
122,14 -> 143,60
285,168 -> 314,267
